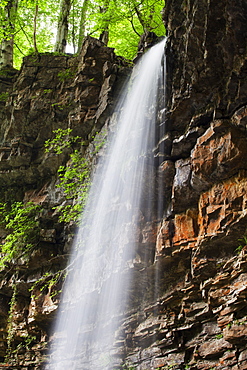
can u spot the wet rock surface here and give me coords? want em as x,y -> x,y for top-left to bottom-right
0,36 -> 130,368
119,0 -> 247,369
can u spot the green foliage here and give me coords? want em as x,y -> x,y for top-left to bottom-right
57,68 -> 76,81
44,128 -> 81,154
215,333 -> 223,339
78,0 -> 165,59
0,69 -> 8,76
29,270 -> 65,299
110,1 -> 164,34
43,88 -> 52,94
108,19 -> 140,60
0,91 -> 9,101
1,0 -> 165,69
0,0 -> 58,68
19,334 -> 37,350
55,149 -> 91,223
5,284 -> 17,361
236,234 -> 247,254
0,201 -> 41,269
45,128 -> 106,223
6,327 -> 38,360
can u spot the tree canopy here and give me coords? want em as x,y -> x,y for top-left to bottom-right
0,0 -> 165,69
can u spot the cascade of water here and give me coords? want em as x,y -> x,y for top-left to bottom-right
48,38 -> 166,370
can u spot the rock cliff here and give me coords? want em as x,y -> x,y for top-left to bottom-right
0,36 -> 131,368
0,0 -> 247,369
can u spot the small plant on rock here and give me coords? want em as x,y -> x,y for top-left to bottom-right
0,92 -> 9,101
29,270 -> 66,300
45,128 -> 106,223
216,333 -> 223,339
121,363 -> 136,370
44,128 -> 81,154
235,234 -> 247,254
57,68 -> 76,81
55,150 -> 91,223
43,89 -> 52,94
5,284 -> 17,362
0,201 -> 41,269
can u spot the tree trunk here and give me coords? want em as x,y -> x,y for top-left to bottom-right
33,1 -> 39,53
77,0 -> 90,52
0,0 -> 18,69
54,0 -> 71,53
99,29 -> 109,45
99,1 -> 110,45
0,38 -> 14,69
134,5 -> 147,32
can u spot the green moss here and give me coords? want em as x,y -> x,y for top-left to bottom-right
0,92 -> 9,102
57,68 -> 76,81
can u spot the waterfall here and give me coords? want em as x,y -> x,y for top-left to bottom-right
48,38 -> 166,370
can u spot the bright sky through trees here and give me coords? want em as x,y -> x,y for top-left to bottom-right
0,0 -> 165,69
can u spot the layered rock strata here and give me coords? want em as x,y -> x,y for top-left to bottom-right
118,0 -> 247,368
0,37 -> 130,368
115,0 -> 247,368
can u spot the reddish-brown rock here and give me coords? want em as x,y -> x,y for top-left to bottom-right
197,175 -> 247,241
191,120 -> 247,190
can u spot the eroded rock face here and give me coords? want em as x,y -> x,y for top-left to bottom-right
0,37 -> 129,194
0,36 -> 130,368
120,0 -> 247,369
164,0 -> 247,134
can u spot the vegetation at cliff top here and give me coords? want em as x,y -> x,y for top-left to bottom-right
0,0 -> 165,69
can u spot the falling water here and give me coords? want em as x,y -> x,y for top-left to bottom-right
48,38 -> 166,370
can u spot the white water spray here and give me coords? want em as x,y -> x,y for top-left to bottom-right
48,38 -> 166,370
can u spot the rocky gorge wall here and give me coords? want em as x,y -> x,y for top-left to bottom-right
123,0 -> 247,368
0,0 -> 247,369
0,36 -> 131,368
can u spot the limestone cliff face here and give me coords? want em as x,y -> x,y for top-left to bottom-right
0,0 -> 247,369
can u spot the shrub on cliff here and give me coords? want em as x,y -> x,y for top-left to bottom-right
0,201 -> 41,269
45,128 -> 106,224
